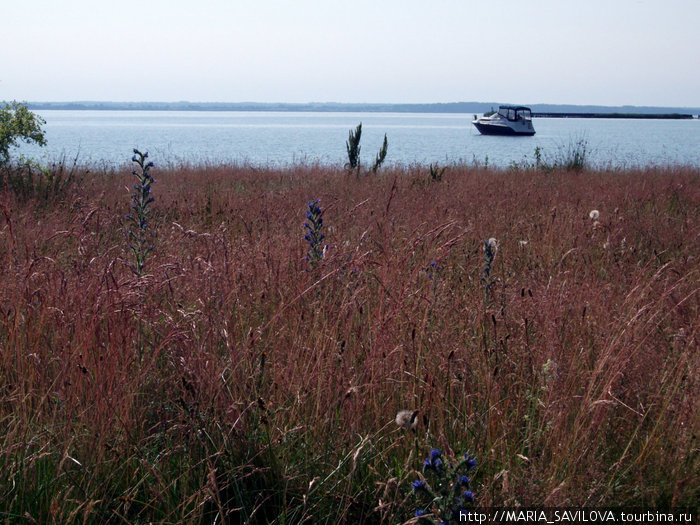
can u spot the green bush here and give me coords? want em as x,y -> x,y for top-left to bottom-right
0,101 -> 46,166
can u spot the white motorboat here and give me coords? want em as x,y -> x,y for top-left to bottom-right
473,105 -> 536,136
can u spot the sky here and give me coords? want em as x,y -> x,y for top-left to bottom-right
2,0 -> 699,107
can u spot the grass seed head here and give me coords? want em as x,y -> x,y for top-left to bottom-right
395,409 -> 418,430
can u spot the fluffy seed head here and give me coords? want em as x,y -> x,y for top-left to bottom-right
395,409 -> 418,430
486,237 -> 499,254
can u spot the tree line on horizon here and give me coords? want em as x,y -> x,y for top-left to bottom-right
21,100 -> 700,115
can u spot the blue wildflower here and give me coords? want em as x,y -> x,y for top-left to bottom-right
304,198 -> 326,269
412,479 -> 427,491
413,447 -> 479,520
415,509 -> 428,517
464,455 -> 477,470
126,148 -> 156,277
424,448 -> 446,472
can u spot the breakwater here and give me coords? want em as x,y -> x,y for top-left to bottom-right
533,112 -> 695,119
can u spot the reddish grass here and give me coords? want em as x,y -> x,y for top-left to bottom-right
0,162 -> 698,522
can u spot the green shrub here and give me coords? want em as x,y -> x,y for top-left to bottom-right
0,101 -> 46,166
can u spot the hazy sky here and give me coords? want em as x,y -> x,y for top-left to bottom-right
2,0 -> 698,106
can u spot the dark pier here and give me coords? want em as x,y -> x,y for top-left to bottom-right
533,112 -> 695,119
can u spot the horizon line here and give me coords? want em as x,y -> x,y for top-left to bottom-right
19,100 -> 700,112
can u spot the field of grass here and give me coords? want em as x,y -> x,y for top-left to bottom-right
0,160 -> 698,523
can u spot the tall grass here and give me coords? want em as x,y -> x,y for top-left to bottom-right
0,162 -> 698,522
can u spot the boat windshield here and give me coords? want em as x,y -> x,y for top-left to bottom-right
498,107 -> 511,119
497,106 -> 533,121
517,109 -> 532,120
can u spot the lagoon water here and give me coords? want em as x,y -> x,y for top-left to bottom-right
17,110 -> 700,168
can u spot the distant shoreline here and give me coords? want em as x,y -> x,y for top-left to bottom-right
24,101 -> 700,116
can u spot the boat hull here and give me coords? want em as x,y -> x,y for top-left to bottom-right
473,122 -> 536,136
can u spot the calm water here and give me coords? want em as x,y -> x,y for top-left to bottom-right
17,110 -> 700,168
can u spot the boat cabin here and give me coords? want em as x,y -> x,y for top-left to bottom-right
498,106 -> 532,121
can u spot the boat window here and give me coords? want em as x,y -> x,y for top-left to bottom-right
508,109 -> 516,120
518,109 -> 532,120
498,107 -> 509,117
